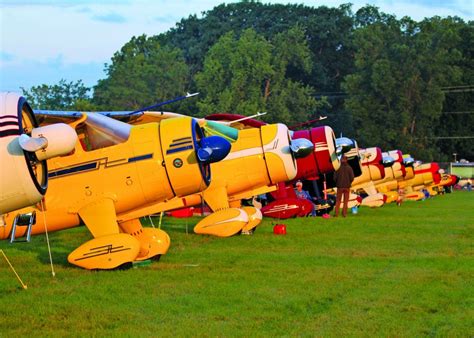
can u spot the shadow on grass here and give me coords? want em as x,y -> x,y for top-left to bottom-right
141,216 -> 202,235
1,226 -> 91,268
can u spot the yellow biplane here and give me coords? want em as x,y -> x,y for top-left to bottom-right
398,161 -> 442,201
340,147 -> 391,208
1,94 -> 231,269
115,113 -> 314,236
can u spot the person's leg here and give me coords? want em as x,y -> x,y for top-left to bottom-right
311,203 -> 316,216
334,189 -> 342,217
342,188 -> 350,217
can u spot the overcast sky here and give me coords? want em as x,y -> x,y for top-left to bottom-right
0,0 -> 472,92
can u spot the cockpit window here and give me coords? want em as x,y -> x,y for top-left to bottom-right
77,113 -> 131,151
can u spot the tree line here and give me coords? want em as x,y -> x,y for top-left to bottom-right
22,1 -> 473,162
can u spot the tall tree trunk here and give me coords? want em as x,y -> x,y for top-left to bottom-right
264,79 -> 271,102
410,117 -> 416,134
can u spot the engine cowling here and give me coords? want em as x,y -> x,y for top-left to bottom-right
293,126 -> 339,180
352,147 -> 386,185
0,92 -> 77,214
159,117 -> 231,197
260,123 -> 298,184
382,150 -> 406,179
414,162 -> 442,186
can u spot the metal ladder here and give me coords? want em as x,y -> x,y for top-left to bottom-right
10,212 -> 36,243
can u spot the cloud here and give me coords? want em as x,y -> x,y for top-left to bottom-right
92,12 -> 127,23
0,52 -> 14,62
369,0 -> 473,20
411,0 -> 470,11
387,0 -> 473,19
76,7 -> 93,13
1,0 -> 471,93
295,0 -> 473,20
298,0 -> 471,20
0,0 -> 131,7
153,15 -> 180,24
0,56 -> 105,92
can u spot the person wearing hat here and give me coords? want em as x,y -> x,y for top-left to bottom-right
333,155 -> 355,217
294,181 -> 316,216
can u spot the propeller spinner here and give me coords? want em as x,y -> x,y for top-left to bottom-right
381,156 -> 395,168
336,137 -> 355,157
197,135 -> 231,163
403,157 -> 415,167
289,138 -> 313,159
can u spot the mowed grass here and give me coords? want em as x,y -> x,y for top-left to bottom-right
0,191 -> 472,336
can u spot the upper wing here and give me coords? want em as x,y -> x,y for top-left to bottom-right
34,109 -> 188,125
34,110 -> 86,125
206,113 -> 267,130
134,111 -> 187,124
33,92 -> 199,125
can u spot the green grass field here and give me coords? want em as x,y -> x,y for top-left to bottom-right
1,191 -> 473,336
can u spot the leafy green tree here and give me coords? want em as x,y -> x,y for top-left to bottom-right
158,1 -> 355,91
21,79 -> 92,110
74,1 -> 471,162
343,9 -> 462,161
195,28 -> 323,125
267,26 -> 327,124
195,30 -> 273,117
93,35 -> 191,111
95,2 -> 354,126
435,19 -> 474,161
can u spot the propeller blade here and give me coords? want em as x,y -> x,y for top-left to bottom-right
18,134 -> 48,152
197,147 -> 212,162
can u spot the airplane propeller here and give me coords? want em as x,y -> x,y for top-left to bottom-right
192,121 -> 232,186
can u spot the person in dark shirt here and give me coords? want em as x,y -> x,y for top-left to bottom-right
333,155 -> 355,217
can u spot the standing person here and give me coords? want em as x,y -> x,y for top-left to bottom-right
333,155 -> 355,217
397,187 -> 405,206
